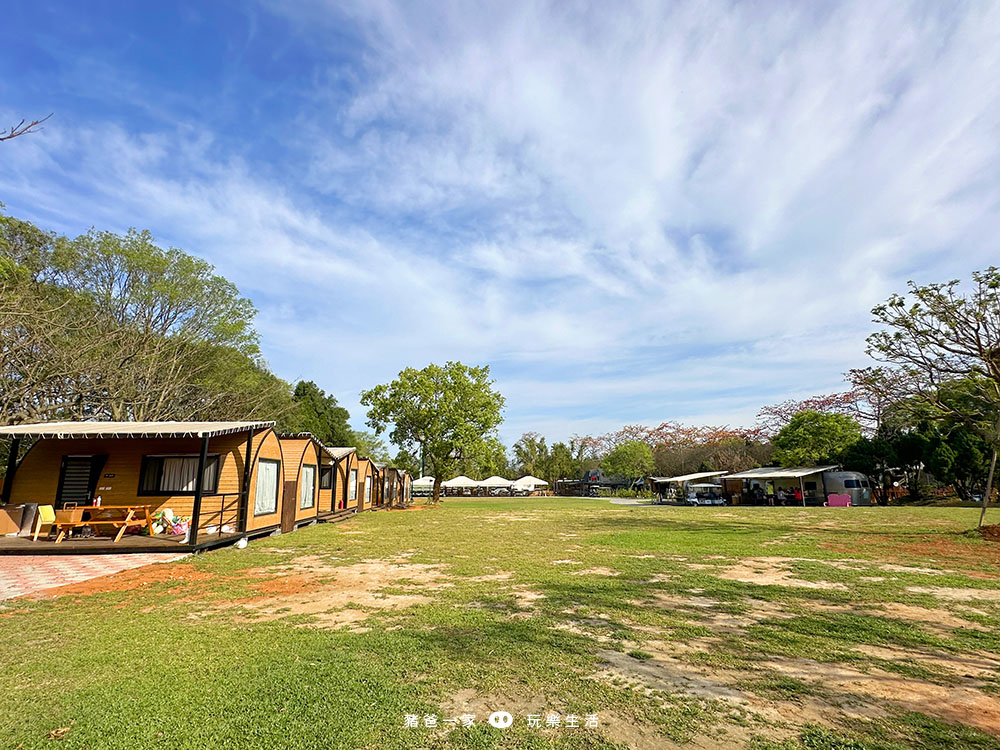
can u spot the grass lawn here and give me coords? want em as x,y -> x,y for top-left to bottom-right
3,498 -> 1000,749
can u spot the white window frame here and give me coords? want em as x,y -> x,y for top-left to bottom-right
254,458 -> 280,516
349,469 -> 358,501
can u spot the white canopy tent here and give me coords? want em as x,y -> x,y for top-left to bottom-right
412,476 -> 436,488
478,475 -> 513,488
513,475 -> 549,492
441,475 -> 479,488
647,470 -> 727,504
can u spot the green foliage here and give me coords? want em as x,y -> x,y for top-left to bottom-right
351,430 -> 391,461
360,362 -> 505,498
281,381 -> 355,446
772,410 -> 862,466
0,211 -> 292,424
600,440 -> 654,480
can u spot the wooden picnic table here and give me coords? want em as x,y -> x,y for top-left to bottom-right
53,505 -> 153,544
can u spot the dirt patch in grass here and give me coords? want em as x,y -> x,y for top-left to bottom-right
762,655 -> 1000,737
822,532 -> 1000,569
980,524 -> 1000,543
905,586 -> 1000,602
209,558 -> 450,629
23,562 -> 219,598
714,558 -> 847,590
571,566 -> 620,577
870,602 -> 993,632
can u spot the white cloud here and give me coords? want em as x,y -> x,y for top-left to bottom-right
3,0 -> 999,444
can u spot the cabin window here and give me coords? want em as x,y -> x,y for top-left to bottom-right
364,479 -> 371,504
300,465 -> 317,509
349,469 -> 358,500
319,466 -> 333,490
254,459 -> 280,516
860,480 -> 870,488
843,479 -> 860,488
139,455 -> 219,495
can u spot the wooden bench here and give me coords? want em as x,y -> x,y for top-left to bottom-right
52,505 -> 153,544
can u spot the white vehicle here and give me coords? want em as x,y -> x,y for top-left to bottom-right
685,483 -> 726,506
821,471 -> 873,506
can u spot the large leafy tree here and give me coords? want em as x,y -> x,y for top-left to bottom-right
867,268 -> 1000,526
360,362 -> 505,502
600,440 -> 654,482
771,410 -> 862,467
0,212 -> 294,426
513,432 -> 549,477
284,381 -> 354,446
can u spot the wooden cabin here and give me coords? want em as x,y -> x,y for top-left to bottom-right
381,467 -> 411,507
355,457 -> 378,511
276,434 -> 323,532
325,447 -> 358,514
0,421 -> 284,552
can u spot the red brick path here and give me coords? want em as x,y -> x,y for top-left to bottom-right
0,553 -> 188,600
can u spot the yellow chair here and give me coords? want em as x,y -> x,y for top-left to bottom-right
32,505 -> 56,541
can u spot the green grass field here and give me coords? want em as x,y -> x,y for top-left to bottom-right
3,498 -> 1000,749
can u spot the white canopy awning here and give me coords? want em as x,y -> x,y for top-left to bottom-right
648,471 -> 727,483
412,476 -> 436,488
513,475 -> 549,489
478,475 -> 512,487
724,465 -> 838,480
442,475 -> 479,488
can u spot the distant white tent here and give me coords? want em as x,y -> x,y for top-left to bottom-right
441,475 -> 479,488
412,476 -> 436,489
513,475 -> 549,491
478,475 -> 513,487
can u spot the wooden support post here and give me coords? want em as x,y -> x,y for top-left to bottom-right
1,437 -> 19,505
188,435 -> 210,545
238,429 -> 254,533
799,476 -> 806,507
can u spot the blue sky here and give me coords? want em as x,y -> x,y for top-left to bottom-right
2,1 -> 999,446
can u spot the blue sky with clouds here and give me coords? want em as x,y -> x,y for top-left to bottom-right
2,1 -> 998,445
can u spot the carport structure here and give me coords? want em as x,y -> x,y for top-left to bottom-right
723,466 -> 838,506
647,471 -> 727,504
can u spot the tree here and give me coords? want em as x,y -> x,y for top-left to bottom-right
513,432 -> 549,477
284,381 -> 354,446
600,440 -> 654,482
360,362 -> 505,503
351,430 -> 391,461
771,410 -> 862,467
0,211 -> 295,426
0,114 -> 51,143
548,442 -> 581,483
867,268 -> 1000,526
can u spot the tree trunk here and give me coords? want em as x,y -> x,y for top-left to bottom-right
432,477 -> 441,505
978,448 -> 997,529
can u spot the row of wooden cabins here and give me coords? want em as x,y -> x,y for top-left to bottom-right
0,421 -> 412,554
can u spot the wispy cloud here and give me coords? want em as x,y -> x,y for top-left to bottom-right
2,0 -> 998,445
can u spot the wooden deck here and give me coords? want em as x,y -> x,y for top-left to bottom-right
0,531 -> 241,555
0,507 -> 360,555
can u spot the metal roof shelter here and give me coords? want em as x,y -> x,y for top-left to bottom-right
724,466 -> 838,480
413,476 -> 436,487
648,471 -> 727,483
0,421 -> 275,439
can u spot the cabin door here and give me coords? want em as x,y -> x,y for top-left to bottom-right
55,455 -> 106,509
281,480 -> 297,533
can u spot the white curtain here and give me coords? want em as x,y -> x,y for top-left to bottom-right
349,469 -> 358,500
255,460 -> 279,515
161,458 -> 198,492
364,480 -> 371,504
300,465 -> 316,509
158,457 -> 218,493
